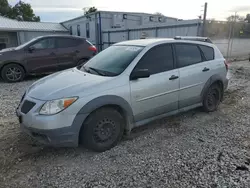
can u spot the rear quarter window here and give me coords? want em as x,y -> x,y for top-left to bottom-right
199,45 -> 214,61
56,38 -> 82,48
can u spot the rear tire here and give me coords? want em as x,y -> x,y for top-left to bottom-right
203,84 -> 222,112
80,107 -> 125,152
1,64 -> 25,82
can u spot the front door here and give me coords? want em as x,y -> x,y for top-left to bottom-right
130,44 -> 179,123
25,37 -> 58,73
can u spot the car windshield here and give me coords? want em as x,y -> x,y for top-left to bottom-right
81,45 -> 143,76
15,36 -> 43,50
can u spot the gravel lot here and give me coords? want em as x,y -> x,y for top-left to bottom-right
1,61 -> 250,188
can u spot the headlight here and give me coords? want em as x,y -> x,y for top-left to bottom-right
40,97 -> 78,115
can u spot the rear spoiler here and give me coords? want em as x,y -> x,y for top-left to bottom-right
174,36 -> 213,43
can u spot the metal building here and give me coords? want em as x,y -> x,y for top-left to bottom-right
102,19 -> 202,49
61,11 -> 179,51
0,16 -> 68,50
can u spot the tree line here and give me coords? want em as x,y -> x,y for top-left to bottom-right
0,0 -> 40,22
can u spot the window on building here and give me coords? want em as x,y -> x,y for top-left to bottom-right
69,26 -> 72,35
56,38 -> 81,48
135,44 -> 174,75
86,23 -> 90,38
175,44 -> 202,68
77,25 -> 81,36
199,45 -> 214,61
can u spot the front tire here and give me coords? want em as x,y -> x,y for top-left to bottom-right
203,84 -> 222,112
80,107 -> 125,152
1,64 -> 25,82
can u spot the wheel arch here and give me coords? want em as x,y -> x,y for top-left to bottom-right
201,74 -> 225,101
72,95 -> 134,144
0,62 -> 27,74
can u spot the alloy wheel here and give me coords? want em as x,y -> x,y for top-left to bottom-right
6,67 -> 22,81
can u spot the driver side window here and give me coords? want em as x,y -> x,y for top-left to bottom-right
31,38 -> 55,49
134,44 -> 174,75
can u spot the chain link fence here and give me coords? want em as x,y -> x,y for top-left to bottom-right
205,12 -> 250,61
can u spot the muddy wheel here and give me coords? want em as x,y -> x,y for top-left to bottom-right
80,107 -> 125,152
203,84 -> 222,112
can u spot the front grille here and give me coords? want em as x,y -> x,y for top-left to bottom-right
21,100 -> 36,114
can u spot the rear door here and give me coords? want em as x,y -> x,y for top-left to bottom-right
130,44 -> 179,123
55,38 -> 83,70
174,43 -> 212,108
25,37 -> 58,73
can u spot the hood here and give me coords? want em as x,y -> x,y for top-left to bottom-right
27,68 -> 112,100
0,47 -> 16,53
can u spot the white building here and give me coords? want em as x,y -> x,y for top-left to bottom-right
61,11 -> 178,51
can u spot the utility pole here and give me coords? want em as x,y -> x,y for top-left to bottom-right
202,2 -> 208,37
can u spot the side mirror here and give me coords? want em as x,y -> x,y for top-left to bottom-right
28,46 -> 35,53
130,69 -> 150,80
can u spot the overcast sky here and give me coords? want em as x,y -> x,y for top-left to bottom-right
8,0 -> 250,22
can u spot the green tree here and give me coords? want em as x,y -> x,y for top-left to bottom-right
245,14 -> 250,23
11,1 -> 40,21
83,7 -> 97,15
227,14 -> 244,22
154,12 -> 165,16
0,0 -> 40,22
0,0 -> 11,17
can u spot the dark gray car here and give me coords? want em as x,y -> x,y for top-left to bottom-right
0,35 -> 97,82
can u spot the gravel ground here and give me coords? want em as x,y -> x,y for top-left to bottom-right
1,61 -> 250,188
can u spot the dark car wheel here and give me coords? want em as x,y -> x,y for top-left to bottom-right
80,107 -> 125,152
203,84 -> 222,112
1,64 -> 25,82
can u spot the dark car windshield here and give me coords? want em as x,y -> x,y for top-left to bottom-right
81,45 -> 143,76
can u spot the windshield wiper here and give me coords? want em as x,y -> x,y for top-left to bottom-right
88,67 -> 106,76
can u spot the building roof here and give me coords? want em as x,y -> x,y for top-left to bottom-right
0,16 -> 68,32
61,10 -> 178,24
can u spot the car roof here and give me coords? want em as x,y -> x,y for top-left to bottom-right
115,37 -> 214,47
38,35 -> 86,40
115,38 -> 174,46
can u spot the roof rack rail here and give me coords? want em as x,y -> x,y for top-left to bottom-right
174,36 -> 213,43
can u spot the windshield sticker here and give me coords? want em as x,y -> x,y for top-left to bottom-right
125,47 -> 141,51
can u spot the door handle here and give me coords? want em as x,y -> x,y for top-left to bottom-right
75,50 -> 80,53
202,67 -> 210,72
169,75 -> 179,80
50,52 -> 56,56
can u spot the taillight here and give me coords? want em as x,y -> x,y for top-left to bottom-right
224,60 -> 229,71
88,46 -> 97,53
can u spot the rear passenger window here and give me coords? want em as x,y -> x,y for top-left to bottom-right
175,44 -> 202,68
56,38 -> 81,48
135,44 -> 174,75
199,45 -> 214,61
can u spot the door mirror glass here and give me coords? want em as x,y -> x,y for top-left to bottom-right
130,69 -> 150,80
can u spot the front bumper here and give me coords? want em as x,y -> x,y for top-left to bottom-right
19,122 -> 79,147
16,95 -> 82,147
